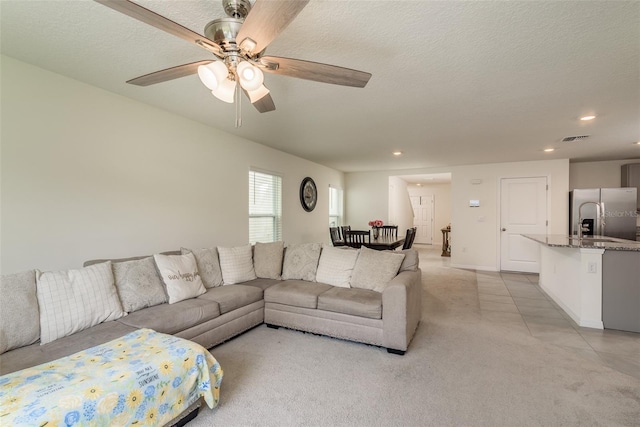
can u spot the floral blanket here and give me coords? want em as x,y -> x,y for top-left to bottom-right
0,328 -> 223,426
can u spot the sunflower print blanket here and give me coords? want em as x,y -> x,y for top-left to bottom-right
0,328 -> 223,426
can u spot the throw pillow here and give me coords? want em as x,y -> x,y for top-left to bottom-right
399,249 -> 420,272
315,245 -> 360,288
112,257 -> 167,312
254,241 -> 284,279
281,243 -> 322,282
36,262 -> 125,345
350,246 -> 406,292
181,247 -> 224,288
0,270 -> 40,354
153,253 -> 206,304
217,245 -> 257,284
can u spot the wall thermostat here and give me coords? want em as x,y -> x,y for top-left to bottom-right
469,200 -> 480,207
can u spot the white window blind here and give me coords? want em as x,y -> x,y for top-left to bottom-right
329,186 -> 343,227
249,170 -> 282,243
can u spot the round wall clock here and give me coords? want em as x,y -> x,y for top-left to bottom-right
299,177 -> 317,212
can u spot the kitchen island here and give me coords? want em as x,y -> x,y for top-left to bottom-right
524,234 -> 640,333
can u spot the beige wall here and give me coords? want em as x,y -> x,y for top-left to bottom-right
569,159 -> 640,190
1,56 -> 343,274
346,159 -> 570,271
407,183 -> 451,245
388,176 -> 414,235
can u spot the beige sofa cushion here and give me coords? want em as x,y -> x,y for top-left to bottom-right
281,243 -> 321,281
253,241 -> 284,279
36,262 -> 125,345
350,247 -> 405,292
112,257 -> 167,312
399,249 -> 419,272
315,246 -> 359,288
181,247 -> 224,288
0,270 -> 40,354
117,298 -> 220,335
265,280 -> 332,309
198,284 -> 264,314
218,245 -> 257,284
317,287 -> 382,319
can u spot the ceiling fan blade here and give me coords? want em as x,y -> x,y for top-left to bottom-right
127,60 -> 213,86
260,56 -> 372,88
243,90 -> 276,113
236,0 -> 310,54
94,0 -> 223,57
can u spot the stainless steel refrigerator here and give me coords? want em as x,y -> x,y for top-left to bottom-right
569,188 -> 638,241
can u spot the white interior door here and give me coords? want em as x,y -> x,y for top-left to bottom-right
500,177 -> 548,273
411,195 -> 434,244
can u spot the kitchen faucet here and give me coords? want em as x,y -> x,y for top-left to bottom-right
577,201 -> 605,239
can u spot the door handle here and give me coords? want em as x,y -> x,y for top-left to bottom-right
501,228 -> 507,231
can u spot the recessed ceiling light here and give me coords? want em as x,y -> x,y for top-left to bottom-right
580,115 -> 596,121
416,183 -> 422,187
544,148 -> 555,152
635,141 -> 640,145
393,151 -> 403,156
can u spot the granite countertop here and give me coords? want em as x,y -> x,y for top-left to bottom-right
523,234 -> 640,252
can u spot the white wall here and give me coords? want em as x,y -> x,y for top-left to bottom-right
407,183 -> 451,245
0,56 -> 343,274
346,159 -> 569,271
569,159 -> 640,190
388,176 -> 413,234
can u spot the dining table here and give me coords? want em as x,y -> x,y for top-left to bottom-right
363,234 -> 405,251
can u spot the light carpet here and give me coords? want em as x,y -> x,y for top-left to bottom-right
190,247 -> 640,426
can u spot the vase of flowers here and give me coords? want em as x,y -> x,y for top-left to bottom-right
368,220 -> 384,239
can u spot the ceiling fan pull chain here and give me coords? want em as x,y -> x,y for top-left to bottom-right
235,82 -> 242,128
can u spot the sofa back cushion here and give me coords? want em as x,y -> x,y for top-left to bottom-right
218,245 -> 257,284
0,270 -> 40,354
112,257 -> 167,312
281,243 -> 321,282
253,241 -> 284,280
153,253 -> 206,303
350,246 -> 405,292
315,246 -> 360,288
36,261 -> 125,345
181,247 -> 224,288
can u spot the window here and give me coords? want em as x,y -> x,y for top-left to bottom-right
249,170 -> 282,243
329,185 -> 343,227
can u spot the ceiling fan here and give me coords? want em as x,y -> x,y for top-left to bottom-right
95,0 -> 372,119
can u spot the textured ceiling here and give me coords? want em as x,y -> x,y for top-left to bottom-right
1,1 -> 639,172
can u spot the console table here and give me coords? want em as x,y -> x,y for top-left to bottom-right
441,227 -> 451,257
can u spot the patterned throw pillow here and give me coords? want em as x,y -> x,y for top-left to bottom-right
253,241 -> 284,280
153,253 -> 206,304
315,245 -> 360,288
0,270 -> 40,354
112,257 -> 167,312
281,243 -> 322,282
217,245 -> 257,284
36,262 -> 125,345
350,246 -> 406,292
181,247 -> 224,288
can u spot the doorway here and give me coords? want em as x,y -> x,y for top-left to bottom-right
500,176 -> 548,273
410,195 -> 434,244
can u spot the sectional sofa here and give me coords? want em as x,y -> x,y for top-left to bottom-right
0,242 -> 421,424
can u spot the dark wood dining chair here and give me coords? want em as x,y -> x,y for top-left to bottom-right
329,227 -> 344,246
380,225 -> 398,238
340,225 -> 351,241
344,230 -> 371,248
402,227 -> 417,250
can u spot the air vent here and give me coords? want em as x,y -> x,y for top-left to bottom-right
561,135 -> 590,142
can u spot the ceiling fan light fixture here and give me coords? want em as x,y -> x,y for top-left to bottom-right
198,61 -> 229,91
247,84 -> 270,103
212,78 -> 236,103
237,61 -> 264,91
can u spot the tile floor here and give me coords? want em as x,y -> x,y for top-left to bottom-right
428,246 -> 640,380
